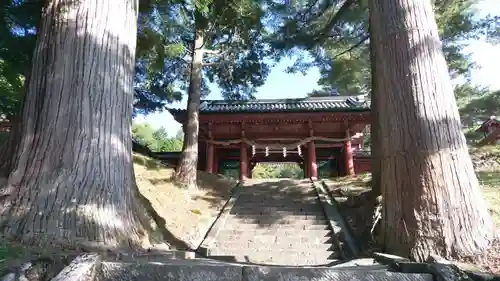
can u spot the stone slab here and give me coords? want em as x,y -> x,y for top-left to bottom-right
372,252 -> 410,268
316,180 -> 360,258
96,261 -> 243,281
465,270 -> 500,281
242,266 -> 434,281
329,258 -> 379,268
428,263 -> 473,281
209,255 -> 340,266
51,253 -> 101,281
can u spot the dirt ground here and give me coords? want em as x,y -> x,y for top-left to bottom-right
133,153 -> 237,250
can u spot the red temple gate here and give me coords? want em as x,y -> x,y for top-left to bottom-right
168,96 -> 371,181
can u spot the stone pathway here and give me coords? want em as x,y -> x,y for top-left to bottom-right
200,179 -> 342,265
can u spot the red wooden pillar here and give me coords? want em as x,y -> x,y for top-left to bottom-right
206,142 -> 214,173
344,139 -> 355,176
213,150 -> 219,174
308,141 -> 318,179
240,143 -> 248,182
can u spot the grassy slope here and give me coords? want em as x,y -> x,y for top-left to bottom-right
325,145 -> 500,228
133,153 -> 237,249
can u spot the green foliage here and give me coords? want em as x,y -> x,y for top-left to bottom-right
0,0 -> 190,116
270,0 -> 500,96
0,60 -> 24,116
0,0 -> 41,116
132,123 -> 183,152
141,0 -> 272,102
252,163 -> 304,179
455,84 -> 500,143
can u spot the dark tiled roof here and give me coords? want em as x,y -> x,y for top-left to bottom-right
476,117 -> 500,132
168,95 -> 370,114
353,149 -> 371,157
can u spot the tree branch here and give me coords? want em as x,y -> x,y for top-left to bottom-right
313,0 -> 356,43
331,34 -> 369,59
203,49 -> 231,58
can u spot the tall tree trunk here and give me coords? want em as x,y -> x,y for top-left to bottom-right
175,29 -> 204,189
371,0 -> 495,262
368,13 -> 381,197
367,9 -> 384,249
0,114 -> 21,178
0,120 -> 21,178
0,0 -> 150,249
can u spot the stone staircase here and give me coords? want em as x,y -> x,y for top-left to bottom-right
200,178 -> 341,266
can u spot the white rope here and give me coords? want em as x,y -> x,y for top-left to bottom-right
205,133 -> 362,149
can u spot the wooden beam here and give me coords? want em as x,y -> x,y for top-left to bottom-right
174,111 -> 370,125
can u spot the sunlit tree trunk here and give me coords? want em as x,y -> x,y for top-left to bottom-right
175,29 -> 204,189
371,0 -> 495,261
0,0 -> 151,248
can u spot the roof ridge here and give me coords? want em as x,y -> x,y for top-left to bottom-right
201,95 -> 365,104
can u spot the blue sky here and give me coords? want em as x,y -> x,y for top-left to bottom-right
135,0 -> 500,136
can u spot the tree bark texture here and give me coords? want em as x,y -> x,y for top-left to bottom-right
368,13 -> 381,197
371,0 -> 495,261
175,29 -> 204,189
0,0 -> 150,248
0,118 -> 21,178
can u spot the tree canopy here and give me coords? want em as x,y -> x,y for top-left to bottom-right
132,123 -> 183,152
269,0 -> 500,96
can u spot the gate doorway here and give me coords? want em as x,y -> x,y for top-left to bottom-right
252,162 -> 304,179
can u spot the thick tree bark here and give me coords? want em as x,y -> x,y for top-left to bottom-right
0,0 -> 150,249
175,30 -> 204,189
368,14 -> 381,197
0,117 -> 21,178
371,0 -> 495,261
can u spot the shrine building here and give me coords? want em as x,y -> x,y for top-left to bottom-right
167,95 -> 371,181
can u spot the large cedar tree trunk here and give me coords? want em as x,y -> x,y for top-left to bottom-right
0,117 -> 21,178
175,30 -> 204,189
371,0 -> 495,261
0,0 -> 150,248
368,14 -> 381,197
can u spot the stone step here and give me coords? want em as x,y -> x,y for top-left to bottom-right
98,261 -> 243,281
212,240 -> 337,252
224,215 -> 328,225
240,189 -> 316,195
230,205 -> 324,213
226,213 -> 327,221
236,198 -> 320,205
209,248 -> 339,262
215,232 -> 335,244
242,266 -> 434,281
97,261 -> 434,280
222,222 -> 331,230
229,209 -> 325,216
217,228 -> 333,238
233,202 -> 323,209
209,254 -> 339,266
236,194 -> 319,200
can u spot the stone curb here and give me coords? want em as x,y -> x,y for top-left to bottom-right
197,182 -> 244,256
50,253 -> 101,281
311,178 -> 360,259
373,252 -> 500,281
50,253 -> 441,281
